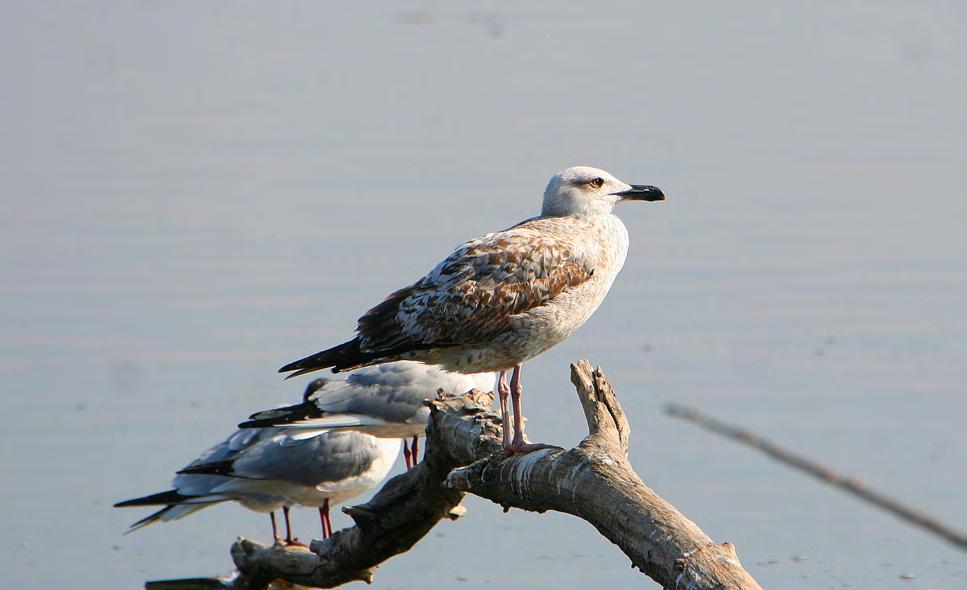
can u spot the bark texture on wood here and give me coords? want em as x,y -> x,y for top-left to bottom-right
443,362 -> 762,590
152,361 -> 762,590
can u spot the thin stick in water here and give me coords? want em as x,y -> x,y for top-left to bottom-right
665,403 -> 967,551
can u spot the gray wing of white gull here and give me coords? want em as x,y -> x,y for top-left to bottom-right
116,428 -> 401,530
113,428 -> 284,531
201,430 -> 401,507
243,362 -> 493,438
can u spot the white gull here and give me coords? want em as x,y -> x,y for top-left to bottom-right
242,362 -> 493,468
114,404 -> 400,543
279,166 -> 663,453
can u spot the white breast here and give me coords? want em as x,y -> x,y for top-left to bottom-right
512,214 -> 629,353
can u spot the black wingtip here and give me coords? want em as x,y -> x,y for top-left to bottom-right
238,398 -> 328,429
237,412 -> 297,429
284,367 -> 322,380
278,338 -> 368,379
278,361 -> 300,374
114,489 -> 185,508
125,507 -> 172,532
176,460 -> 235,477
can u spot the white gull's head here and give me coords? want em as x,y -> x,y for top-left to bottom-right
541,166 -> 664,217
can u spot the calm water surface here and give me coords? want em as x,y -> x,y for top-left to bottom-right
1,2 -> 965,588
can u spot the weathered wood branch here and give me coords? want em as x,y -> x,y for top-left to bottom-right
150,362 -> 762,590
442,362 -> 762,589
667,402 -> 967,551
217,391 -> 492,590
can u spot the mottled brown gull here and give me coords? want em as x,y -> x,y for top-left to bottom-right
280,166 -> 664,453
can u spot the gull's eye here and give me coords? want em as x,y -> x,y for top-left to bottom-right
588,177 -> 604,189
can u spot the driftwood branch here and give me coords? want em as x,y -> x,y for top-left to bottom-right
666,403 -> 967,551
442,363 -> 762,589
150,362 -> 762,590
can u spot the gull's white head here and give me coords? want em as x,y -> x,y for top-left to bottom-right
541,166 -> 664,217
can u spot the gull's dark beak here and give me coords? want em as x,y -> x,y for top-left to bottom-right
612,185 -> 665,202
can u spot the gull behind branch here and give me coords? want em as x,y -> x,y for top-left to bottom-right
241,361 -> 493,468
279,166 -> 664,453
114,413 -> 400,543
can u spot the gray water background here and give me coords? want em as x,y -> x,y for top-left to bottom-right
1,2 -> 965,588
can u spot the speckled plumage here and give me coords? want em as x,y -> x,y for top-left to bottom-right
355,214 -> 629,372
279,165 -> 663,453
280,166 -> 661,378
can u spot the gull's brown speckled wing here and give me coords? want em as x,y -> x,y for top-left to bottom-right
356,217 -> 596,353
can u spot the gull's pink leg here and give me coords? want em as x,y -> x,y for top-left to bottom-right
496,371 -> 512,452
283,506 -> 295,544
270,511 -> 281,542
411,436 -> 419,465
319,499 -> 331,539
282,506 -> 307,547
402,439 -> 412,469
322,499 -> 332,539
509,364 -> 562,455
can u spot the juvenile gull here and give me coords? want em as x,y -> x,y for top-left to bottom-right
280,166 -> 663,453
115,387 -> 400,542
242,362 -> 494,468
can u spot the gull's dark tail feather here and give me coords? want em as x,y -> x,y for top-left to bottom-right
124,506 -> 177,532
114,490 -> 216,533
278,338 -> 379,378
239,401 -> 319,429
115,490 -> 193,533
176,460 -> 236,477
114,489 -> 186,508
238,379 -> 330,429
